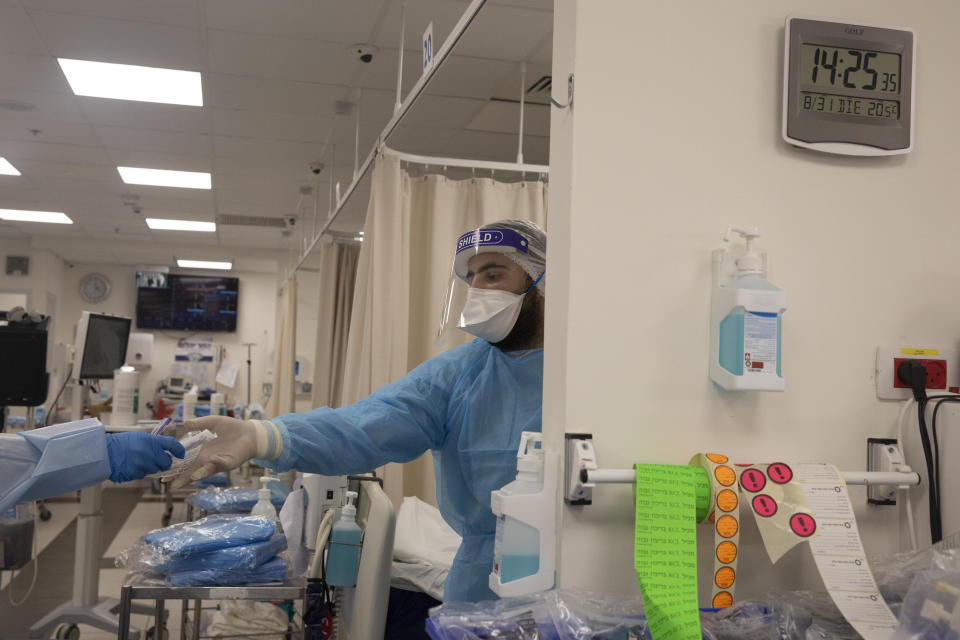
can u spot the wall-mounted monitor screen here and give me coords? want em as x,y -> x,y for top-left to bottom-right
136,273 -> 239,332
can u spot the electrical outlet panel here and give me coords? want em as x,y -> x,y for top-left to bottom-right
876,346 -> 959,400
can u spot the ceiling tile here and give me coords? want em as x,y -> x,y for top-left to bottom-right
454,5 -> 552,61
488,0 -> 553,9
207,30 -> 356,85
212,109 -> 335,144
0,90 -> 85,122
371,1 -> 469,52
0,118 -> 99,146
213,135 -> 326,164
425,56 -> 518,100
95,125 -> 213,155
11,159 -> 118,182
29,10 -> 204,70
203,0 -> 384,44
20,0 -> 201,27
204,74 -> 348,118
105,149 -> 213,172
78,98 -> 208,133
0,53 -> 71,93
466,100 -> 549,137
0,6 -> 48,55
447,129 -> 548,164
136,195 -> 216,216
0,140 -> 112,165
401,94 -> 485,128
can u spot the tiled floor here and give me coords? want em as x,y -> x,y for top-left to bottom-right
0,488 -> 187,639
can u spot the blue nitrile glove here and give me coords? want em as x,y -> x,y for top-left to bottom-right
106,432 -> 186,483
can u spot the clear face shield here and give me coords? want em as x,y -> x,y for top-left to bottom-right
436,227 -> 536,346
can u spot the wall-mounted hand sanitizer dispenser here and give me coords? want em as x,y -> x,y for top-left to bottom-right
710,227 -> 786,392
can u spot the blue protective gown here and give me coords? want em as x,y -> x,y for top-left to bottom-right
258,338 -> 543,603
0,420 -> 111,514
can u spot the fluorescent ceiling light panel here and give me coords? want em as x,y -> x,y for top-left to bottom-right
57,58 -> 202,106
118,167 -> 211,189
177,260 -> 232,270
0,158 -> 20,176
0,209 -> 72,224
146,218 -> 216,232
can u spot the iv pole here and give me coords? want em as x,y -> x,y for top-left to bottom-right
243,343 -> 255,410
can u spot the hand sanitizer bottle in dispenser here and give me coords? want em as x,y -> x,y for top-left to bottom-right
710,227 -> 787,391
326,490 -> 363,587
489,431 -> 559,597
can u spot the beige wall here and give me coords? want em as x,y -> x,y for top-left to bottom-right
546,1 -> 960,601
0,243 -> 279,420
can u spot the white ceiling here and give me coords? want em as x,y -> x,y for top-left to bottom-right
0,0 -> 552,267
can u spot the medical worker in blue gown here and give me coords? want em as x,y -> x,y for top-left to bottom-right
171,219 -> 546,603
0,423 -> 186,514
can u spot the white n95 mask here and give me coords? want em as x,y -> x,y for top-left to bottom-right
457,288 -> 525,343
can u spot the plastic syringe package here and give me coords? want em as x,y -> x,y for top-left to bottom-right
147,429 -> 216,479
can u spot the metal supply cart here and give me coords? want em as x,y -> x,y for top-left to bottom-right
117,578 -> 305,640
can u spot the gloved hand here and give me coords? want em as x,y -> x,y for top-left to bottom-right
169,416 -> 274,489
106,432 -> 186,483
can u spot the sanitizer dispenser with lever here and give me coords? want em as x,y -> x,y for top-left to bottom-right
489,431 -> 559,597
709,226 -> 787,391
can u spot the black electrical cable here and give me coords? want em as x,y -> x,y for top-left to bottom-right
916,399 -> 943,543
44,364 -> 73,421
899,360 -> 942,543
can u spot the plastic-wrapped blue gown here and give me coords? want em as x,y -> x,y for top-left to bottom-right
257,338 -> 543,603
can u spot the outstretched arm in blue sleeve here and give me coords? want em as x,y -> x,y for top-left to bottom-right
0,420 -> 185,513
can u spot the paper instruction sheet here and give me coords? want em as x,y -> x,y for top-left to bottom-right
797,463 -> 898,639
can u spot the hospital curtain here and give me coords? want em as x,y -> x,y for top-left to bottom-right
341,153 -> 548,507
310,242 -> 360,409
267,276 -> 297,417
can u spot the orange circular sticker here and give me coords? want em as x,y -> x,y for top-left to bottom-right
714,465 -> 736,486
708,510 -> 716,523
715,566 -> 736,589
716,540 -> 738,564
712,591 -> 733,608
717,489 -> 738,512
716,515 -> 739,538
706,453 -> 729,464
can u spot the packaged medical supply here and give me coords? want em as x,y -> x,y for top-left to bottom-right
147,429 -> 216,479
196,471 -> 229,487
142,515 -> 276,557
490,431 -> 559,597
118,534 -> 287,573
190,485 -> 288,514
326,490 -> 362,587
168,555 -> 287,586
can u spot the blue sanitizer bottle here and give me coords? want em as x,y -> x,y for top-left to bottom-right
326,490 -> 362,587
710,227 -> 786,391
489,432 -> 559,597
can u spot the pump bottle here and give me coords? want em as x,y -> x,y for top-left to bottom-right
709,227 -> 787,391
489,431 -> 559,597
250,477 -> 280,525
326,490 -> 363,587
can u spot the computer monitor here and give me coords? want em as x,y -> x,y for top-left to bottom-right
73,311 -> 132,380
0,315 -> 50,406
